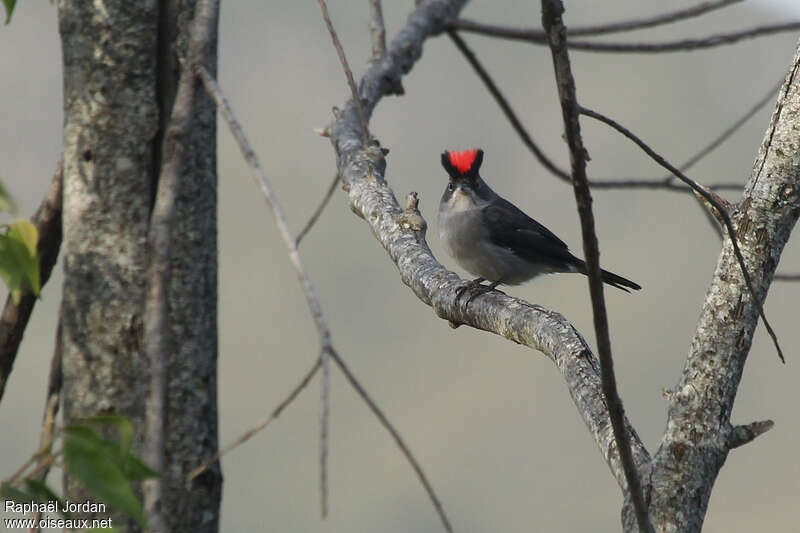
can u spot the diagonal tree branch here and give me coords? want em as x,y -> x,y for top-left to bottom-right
296,174 -> 341,246
642,42 -> 800,533
664,79 -> 782,184
187,355 -> 322,482
540,2 -> 653,532
328,0 -> 651,501
0,160 -> 63,405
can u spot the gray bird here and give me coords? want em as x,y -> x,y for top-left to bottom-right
437,149 -> 641,299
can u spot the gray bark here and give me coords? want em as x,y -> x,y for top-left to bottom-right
58,1 -> 220,531
641,42 -> 800,533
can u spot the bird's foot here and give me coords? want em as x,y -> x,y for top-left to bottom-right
455,277 -> 484,303
456,278 -> 504,308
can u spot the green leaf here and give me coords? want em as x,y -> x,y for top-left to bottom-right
0,480 -> 34,503
22,478 -> 72,518
0,219 -> 40,304
2,0 -> 15,25
74,415 -> 158,480
8,219 -> 37,257
80,414 -> 134,453
118,452 -> 159,481
0,181 -> 16,213
63,426 -> 148,528
83,528 -> 121,533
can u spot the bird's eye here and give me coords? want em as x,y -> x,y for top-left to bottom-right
447,182 -> 454,191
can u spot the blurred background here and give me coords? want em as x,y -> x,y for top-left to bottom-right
1,1 -> 799,531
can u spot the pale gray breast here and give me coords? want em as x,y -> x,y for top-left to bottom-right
438,192 -> 552,284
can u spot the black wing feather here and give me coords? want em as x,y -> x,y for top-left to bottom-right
482,197 -> 579,266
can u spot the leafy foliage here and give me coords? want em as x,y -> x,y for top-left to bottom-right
0,219 -> 40,304
64,422 -> 158,528
2,415 -> 159,530
0,181 -> 41,304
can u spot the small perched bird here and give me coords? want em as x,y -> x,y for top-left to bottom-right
437,149 -> 641,300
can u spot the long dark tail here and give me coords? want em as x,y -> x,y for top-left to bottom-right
572,259 -> 642,293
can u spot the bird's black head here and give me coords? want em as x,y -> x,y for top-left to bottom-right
441,149 -> 484,182
440,149 -> 495,207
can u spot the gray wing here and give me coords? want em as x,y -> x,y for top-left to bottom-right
482,197 -> 580,266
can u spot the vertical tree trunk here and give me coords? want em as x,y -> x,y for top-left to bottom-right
58,1 -> 220,531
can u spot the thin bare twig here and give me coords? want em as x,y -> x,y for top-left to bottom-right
0,160 -> 63,404
453,0 -> 744,41
317,0 -> 369,144
369,0 -> 387,60
142,2 -> 219,531
580,106 -> 785,363
665,79 -> 783,185
774,273 -> 800,281
198,66 -> 334,518
593,79 -> 780,191
201,60 -> 450,527
330,349 -> 452,533
454,0 -> 742,40
566,0 -> 742,37
296,174 -> 341,246
453,18 -> 800,53
30,318 -> 62,531
541,3 -> 654,532
187,356 -> 322,482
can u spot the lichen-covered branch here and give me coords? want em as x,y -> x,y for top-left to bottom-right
642,42 -> 800,533
328,0 -> 651,495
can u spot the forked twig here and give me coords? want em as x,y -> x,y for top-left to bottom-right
187,357 -> 322,481
330,349 -> 452,533
199,66 -> 449,527
198,65 -> 334,517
